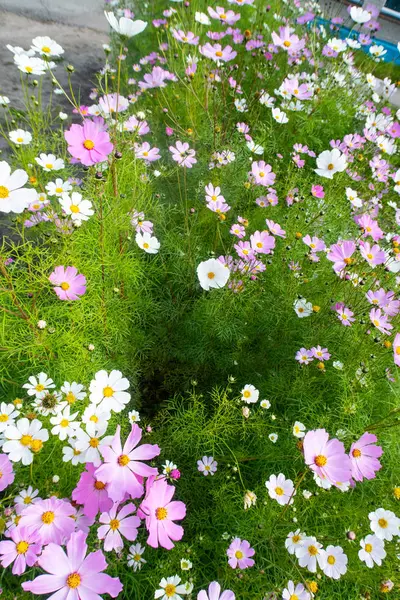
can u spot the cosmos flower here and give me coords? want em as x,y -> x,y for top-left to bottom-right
197,456 -> 218,476
349,433 -> 383,482
0,161 -> 36,213
0,453 -> 14,491
303,428 -> 352,487
197,259 -> 230,290
19,496 -> 76,545
358,534 -> 386,567
49,266 -> 86,301
104,11 -> 147,37
265,473 -> 295,506
0,526 -> 42,575
98,503 -> 141,552
65,119 -> 113,166
227,538 -> 255,569
198,582 -> 235,600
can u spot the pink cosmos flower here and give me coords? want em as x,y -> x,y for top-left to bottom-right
393,332 -> 400,366
172,29 -> 199,45
303,235 -> 326,252
207,199 -> 231,214
98,503 -> 140,552
333,302 -> 355,326
266,219 -> 286,238
22,530 -> 123,599
123,115 -> 150,135
234,240 -> 255,261
370,308 -> 393,335
49,266 -> 86,301
326,240 -> 356,273
271,26 -> 305,53
303,429 -> 352,487
311,184 -> 325,198
95,424 -> 160,503
64,119 -> 113,166
169,141 -> 197,168
250,230 -> 275,254
205,183 -> 224,204
230,223 -> 246,238
198,582 -> 235,600
139,66 -> 176,90
134,141 -> 161,162
357,214 -> 383,241
98,93 -> 129,115
349,432 -> 383,482
0,454 -> 14,491
227,538 -> 255,569
251,161 -> 276,186
0,526 -> 42,575
72,463 -> 113,519
295,348 -> 313,364
311,345 -> 330,361
199,43 -> 237,62
283,78 -> 312,100
139,476 -> 186,550
208,6 -> 240,25
359,241 -> 386,267
19,496 -> 76,545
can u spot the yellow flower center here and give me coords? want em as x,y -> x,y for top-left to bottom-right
90,415 -> 99,423
283,40 -> 291,47
308,545 -> 318,556
89,437 -> 99,448
42,46 -> 51,53
365,543 -> 373,553
83,139 -> 95,150
165,584 -> 176,598
25,66 -> 33,73
235,550 -> 244,559
31,439 -> 43,453
94,480 -> 106,490
143,151 -> 149,157
35,384 -> 45,392
70,204 -> 80,214
0,414 -> 9,422
156,507 -> 168,520
103,386 -> 114,397
133,553 -> 141,561
207,272 -> 215,279
243,390 -> 251,398
352,448 -> 362,458
143,242 -> 149,249
109,518 -> 120,531
327,555 -> 336,565
256,242 -> 263,248
16,541 -> 29,554
315,454 -> 327,467
292,535 -> 301,543
289,595 -> 299,600
118,454 -> 129,466
396,347 -> 400,356
67,573 -> 81,589
367,253 -> 373,260
378,518 -> 388,528
275,487 -> 284,496
259,171 -> 265,177
66,392 -> 76,404
17,137 -> 24,143
215,51 -> 223,57
61,282 -> 70,291
42,510 -> 55,524
45,164 -> 53,169
55,187 -> 63,193
23,496 -> 32,504
60,419 -> 69,427
20,435 -> 33,446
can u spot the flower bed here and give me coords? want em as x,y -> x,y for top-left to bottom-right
0,1 -> 400,599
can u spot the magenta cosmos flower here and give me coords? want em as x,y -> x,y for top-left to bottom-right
19,496 -> 76,545
227,538 -> 255,569
0,526 -> 42,575
49,266 -> 86,301
251,161 -> 276,186
303,429 -> 352,487
72,463 -> 113,519
98,502 -> 140,552
349,432 -> 383,482
0,453 -> 14,491
198,582 -> 235,600
64,119 -> 113,166
22,530 -> 123,600
169,141 -> 197,168
95,424 -> 160,503
326,240 -> 356,273
139,476 -> 186,550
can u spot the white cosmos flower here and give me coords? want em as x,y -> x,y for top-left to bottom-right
9,129 -> 32,145
293,298 -> 313,318
74,422 -> 111,467
350,6 -> 371,23
127,543 -> 146,570
314,148 -> 347,179
282,581 -> 310,600
369,508 -> 400,541
285,529 -> 305,555
0,96 -> 10,106
59,192 -> 94,222
240,384 -> 259,404
272,107 -> 288,123
135,231 -> 160,254
246,140 -> 264,154
32,391 -> 65,417
60,381 -> 86,405
369,45 -> 386,59
6,44 -> 36,57
358,534 -> 386,567
45,178 -> 72,197
2,418 -> 48,465
0,403 -> 20,433
265,473 -> 295,505
0,161 -> 36,213
62,438 -> 84,465
50,406 -> 81,441
14,54 -> 53,75
14,486 -> 41,514
195,11 -> 211,25
35,153 -> 65,171
31,36 -> 64,57
295,536 -> 323,572
89,369 -> 131,414
82,404 -> 111,432
104,11 -> 147,37
319,545 -> 348,579
327,38 -> 347,53
197,258 -> 230,291
293,421 -> 306,438
155,575 -> 189,600
22,372 -> 55,398
128,410 -> 141,424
